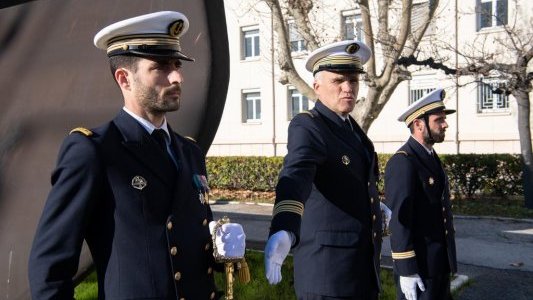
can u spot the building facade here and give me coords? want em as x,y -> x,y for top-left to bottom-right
208,0 -> 532,156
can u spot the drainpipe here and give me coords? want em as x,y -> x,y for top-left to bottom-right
271,11 -> 277,156
455,0 -> 460,154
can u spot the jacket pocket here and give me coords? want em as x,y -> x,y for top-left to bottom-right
315,231 -> 359,247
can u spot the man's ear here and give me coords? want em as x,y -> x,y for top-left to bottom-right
413,118 -> 424,132
115,68 -> 131,90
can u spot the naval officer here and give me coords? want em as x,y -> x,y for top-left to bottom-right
384,89 -> 457,300
264,40 -> 390,299
28,11 -> 244,299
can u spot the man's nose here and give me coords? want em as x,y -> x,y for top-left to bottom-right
341,80 -> 353,92
169,70 -> 183,84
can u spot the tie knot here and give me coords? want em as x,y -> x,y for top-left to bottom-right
344,118 -> 353,131
151,129 -> 168,151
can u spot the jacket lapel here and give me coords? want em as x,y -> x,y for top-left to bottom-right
406,137 -> 443,179
314,101 -> 371,162
112,110 -> 176,187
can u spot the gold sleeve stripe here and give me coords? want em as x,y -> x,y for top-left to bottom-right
395,150 -> 408,156
69,127 -> 93,136
391,250 -> 416,259
273,200 -> 304,216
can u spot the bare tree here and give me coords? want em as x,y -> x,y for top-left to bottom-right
264,0 -> 439,131
397,0 -> 533,208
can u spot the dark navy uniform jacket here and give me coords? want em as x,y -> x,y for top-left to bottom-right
270,101 -> 382,298
384,136 -> 457,279
29,110 -> 219,300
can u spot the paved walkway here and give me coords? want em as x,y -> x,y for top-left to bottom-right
211,201 -> 533,299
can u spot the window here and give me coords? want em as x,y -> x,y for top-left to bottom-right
342,13 -> 363,41
288,88 -> 311,119
477,79 -> 509,113
411,1 -> 434,36
243,28 -> 260,59
288,21 -> 307,52
409,88 -> 435,105
243,92 -> 261,122
476,0 -> 508,30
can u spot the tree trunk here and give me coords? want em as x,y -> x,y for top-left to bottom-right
514,90 -> 533,208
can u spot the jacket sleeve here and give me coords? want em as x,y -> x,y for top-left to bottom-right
384,153 -> 419,275
28,134 -> 102,299
269,114 -> 326,244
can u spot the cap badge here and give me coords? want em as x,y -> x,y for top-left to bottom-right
428,177 -> 435,185
132,175 -> 148,190
341,155 -> 351,165
169,20 -> 184,37
345,43 -> 359,54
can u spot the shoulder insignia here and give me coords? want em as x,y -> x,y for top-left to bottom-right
299,111 -> 314,118
395,150 -> 409,156
184,136 -> 197,143
69,127 -> 93,136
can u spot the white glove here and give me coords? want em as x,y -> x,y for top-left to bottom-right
209,221 -> 246,257
380,202 -> 392,228
264,230 -> 292,285
400,274 -> 425,300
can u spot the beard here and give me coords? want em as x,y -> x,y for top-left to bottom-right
133,79 -> 181,113
423,127 -> 446,144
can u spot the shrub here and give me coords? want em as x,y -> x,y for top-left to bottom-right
206,154 -> 523,198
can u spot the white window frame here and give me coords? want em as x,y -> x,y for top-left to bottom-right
341,10 -> 363,42
476,0 -> 508,31
477,79 -> 510,113
409,87 -> 436,105
242,26 -> 260,60
242,90 -> 261,122
411,1 -> 434,37
288,20 -> 307,53
288,87 -> 311,120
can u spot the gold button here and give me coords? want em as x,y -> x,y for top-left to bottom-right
373,232 -> 377,238
203,219 -> 208,226
174,272 -> 181,281
208,267 -> 213,274
370,197 -> 374,203
442,207 -> 446,212
444,218 -> 447,223
368,182 -> 371,186
205,243 -> 210,251
210,292 -> 216,299
372,214 -> 376,221
167,221 -> 173,230
445,230 -> 448,235
170,246 -> 178,256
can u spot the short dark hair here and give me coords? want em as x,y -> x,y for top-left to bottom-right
108,55 -> 141,80
408,122 -> 415,133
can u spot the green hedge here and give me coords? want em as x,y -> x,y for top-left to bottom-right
206,154 -> 523,198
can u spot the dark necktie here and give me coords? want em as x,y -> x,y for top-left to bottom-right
343,118 -> 353,132
151,129 -> 175,166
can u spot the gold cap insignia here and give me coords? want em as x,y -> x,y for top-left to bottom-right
345,43 -> 359,54
132,175 -> 147,190
429,177 -> 435,185
341,155 -> 351,165
169,20 -> 184,37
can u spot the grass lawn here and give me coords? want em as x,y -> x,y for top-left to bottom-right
75,250 -> 398,299
452,196 -> 533,219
